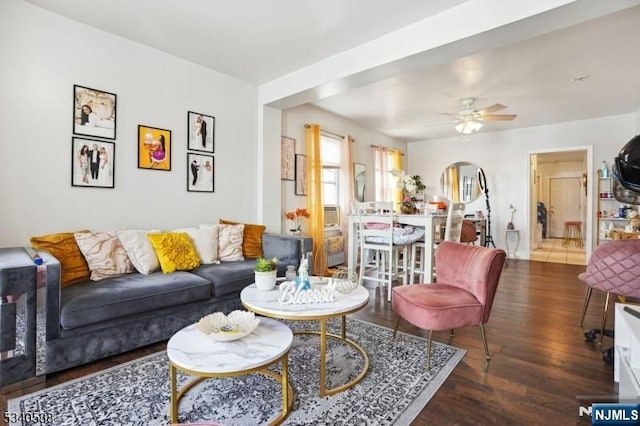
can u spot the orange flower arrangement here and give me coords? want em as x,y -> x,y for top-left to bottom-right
285,208 -> 311,232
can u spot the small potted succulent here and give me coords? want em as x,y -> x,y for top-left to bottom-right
254,257 -> 278,291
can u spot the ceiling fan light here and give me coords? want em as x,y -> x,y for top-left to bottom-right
455,119 -> 482,134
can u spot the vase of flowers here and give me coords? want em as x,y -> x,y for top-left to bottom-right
400,195 -> 417,214
285,208 -> 311,234
507,204 -> 517,230
400,174 -> 426,214
401,174 -> 426,194
255,257 -> 278,291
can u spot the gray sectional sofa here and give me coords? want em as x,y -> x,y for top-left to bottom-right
39,233 -> 312,375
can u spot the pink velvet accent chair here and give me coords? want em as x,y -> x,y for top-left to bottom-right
578,239 -> 640,345
392,241 -> 506,369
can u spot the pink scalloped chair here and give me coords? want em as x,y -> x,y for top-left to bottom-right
392,241 -> 506,369
578,239 -> 640,346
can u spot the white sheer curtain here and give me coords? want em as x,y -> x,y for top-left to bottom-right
373,146 -> 398,202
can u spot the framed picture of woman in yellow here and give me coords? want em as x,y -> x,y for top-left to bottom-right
138,125 -> 171,171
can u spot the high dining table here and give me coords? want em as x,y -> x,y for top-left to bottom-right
347,213 -> 448,283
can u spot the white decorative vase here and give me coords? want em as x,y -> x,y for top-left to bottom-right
255,270 -> 277,291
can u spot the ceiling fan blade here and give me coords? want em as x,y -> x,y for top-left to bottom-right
436,112 -> 459,117
477,103 -> 506,115
481,114 -> 517,121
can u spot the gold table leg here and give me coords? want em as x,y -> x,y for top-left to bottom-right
168,353 -> 293,425
170,363 -> 178,424
297,315 -> 370,397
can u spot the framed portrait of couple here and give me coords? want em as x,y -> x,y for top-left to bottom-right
187,153 -> 214,192
187,111 -> 215,153
71,137 -> 115,188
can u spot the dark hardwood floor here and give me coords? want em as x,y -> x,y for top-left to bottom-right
2,259 -> 617,425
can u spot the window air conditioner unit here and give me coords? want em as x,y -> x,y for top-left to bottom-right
324,206 -> 339,227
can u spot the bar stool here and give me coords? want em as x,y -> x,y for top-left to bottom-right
408,202 -> 465,284
562,221 -> 583,248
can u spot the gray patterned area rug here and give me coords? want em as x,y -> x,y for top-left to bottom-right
9,317 -> 464,426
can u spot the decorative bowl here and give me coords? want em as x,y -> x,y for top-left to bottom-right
331,267 -> 360,293
196,310 -> 260,341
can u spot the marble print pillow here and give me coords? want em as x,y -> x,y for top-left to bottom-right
217,224 -> 244,261
74,231 -> 134,281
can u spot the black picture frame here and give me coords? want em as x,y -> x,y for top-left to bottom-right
187,111 -> 215,153
295,154 -> 308,196
187,153 -> 215,192
71,137 -> 115,188
73,85 -> 117,140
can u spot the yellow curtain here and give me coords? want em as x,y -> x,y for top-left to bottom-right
392,150 -> 403,211
448,165 -> 460,203
304,124 -> 327,275
340,135 -> 354,265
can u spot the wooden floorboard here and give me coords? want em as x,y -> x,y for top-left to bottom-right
1,259 -> 619,424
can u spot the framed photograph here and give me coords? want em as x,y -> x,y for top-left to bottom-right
138,125 -> 171,171
281,136 -> 295,180
187,111 -> 215,153
187,153 -> 215,192
71,137 -> 115,188
73,85 -> 117,140
295,154 -> 308,196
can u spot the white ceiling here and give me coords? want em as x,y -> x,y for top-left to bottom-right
25,0 -> 640,142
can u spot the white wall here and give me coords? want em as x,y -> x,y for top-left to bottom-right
0,0 -> 259,246
281,104 -> 405,232
407,113 -> 636,257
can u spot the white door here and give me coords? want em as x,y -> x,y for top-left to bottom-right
548,177 -> 581,238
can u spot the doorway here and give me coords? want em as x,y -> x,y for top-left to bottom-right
548,177 -> 582,238
528,148 -> 592,266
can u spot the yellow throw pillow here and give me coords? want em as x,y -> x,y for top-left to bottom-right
219,219 -> 266,258
31,230 -> 91,287
147,232 -> 201,273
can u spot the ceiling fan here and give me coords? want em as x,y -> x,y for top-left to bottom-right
439,98 -> 517,134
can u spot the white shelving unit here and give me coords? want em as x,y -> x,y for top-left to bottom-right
597,177 -> 629,245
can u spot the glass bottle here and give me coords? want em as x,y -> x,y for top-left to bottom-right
285,265 -> 297,281
601,161 -> 609,178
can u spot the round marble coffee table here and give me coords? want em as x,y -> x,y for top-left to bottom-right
241,281 -> 369,397
167,317 -> 294,425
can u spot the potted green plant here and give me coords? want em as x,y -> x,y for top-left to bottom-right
254,257 -> 278,291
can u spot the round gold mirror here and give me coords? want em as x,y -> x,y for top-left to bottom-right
440,162 -> 482,203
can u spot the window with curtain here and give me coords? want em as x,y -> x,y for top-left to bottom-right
373,146 -> 402,206
321,135 -> 341,227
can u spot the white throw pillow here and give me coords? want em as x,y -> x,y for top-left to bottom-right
116,229 -> 160,274
217,224 -> 244,261
175,226 -> 218,264
74,231 -> 134,281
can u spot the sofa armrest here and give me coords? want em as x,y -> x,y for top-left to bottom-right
39,251 -> 62,340
262,233 -> 313,275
